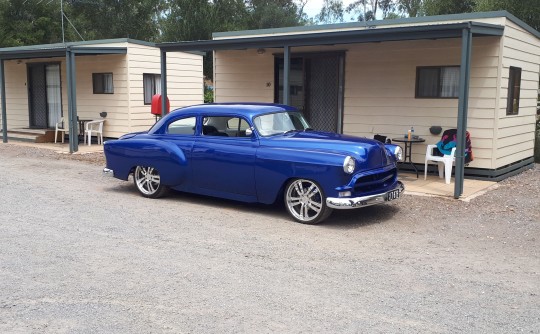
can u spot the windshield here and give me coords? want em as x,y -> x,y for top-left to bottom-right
253,111 -> 311,136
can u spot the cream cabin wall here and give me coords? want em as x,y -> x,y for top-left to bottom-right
1,59 -> 31,130
0,54 -> 129,138
496,20 -> 540,168
343,37 -> 501,169
126,45 -> 203,133
69,54 -> 129,138
0,44 -> 204,138
214,49 -> 276,103
214,37 -> 501,169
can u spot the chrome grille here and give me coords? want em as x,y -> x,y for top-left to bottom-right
354,169 -> 397,194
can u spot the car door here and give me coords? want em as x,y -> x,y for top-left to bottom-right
191,115 -> 258,198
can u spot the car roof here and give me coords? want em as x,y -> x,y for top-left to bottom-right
169,103 -> 297,119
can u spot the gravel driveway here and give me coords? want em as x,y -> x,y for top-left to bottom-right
0,143 -> 538,333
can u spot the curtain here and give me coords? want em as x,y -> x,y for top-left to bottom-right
143,74 -> 153,104
441,67 -> 460,97
103,74 -> 113,93
46,64 -> 62,128
144,74 -> 161,104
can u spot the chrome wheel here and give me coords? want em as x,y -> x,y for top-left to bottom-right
284,179 -> 332,224
133,166 -> 168,198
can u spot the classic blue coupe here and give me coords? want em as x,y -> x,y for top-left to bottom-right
103,103 -> 404,224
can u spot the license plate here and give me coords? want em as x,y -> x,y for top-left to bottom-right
386,189 -> 400,201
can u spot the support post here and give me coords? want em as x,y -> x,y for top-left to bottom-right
455,24 -> 472,199
160,50 -> 168,117
1,60 -> 7,143
66,49 -> 79,153
283,45 -> 290,105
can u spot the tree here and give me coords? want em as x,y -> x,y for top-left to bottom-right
345,0 -> 397,21
0,0 -> 64,46
396,0 -> 422,17
422,0 -> 475,16
245,0 -> 305,29
475,0 -> 540,31
316,0 -> 345,24
67,0 -> 162,41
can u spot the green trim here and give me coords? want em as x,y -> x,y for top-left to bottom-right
212,10 -> 539,40
159,22 -> 503,52
0,38 -> 155,60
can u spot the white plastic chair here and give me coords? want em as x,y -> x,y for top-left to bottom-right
424,145 -> 456,184
84,119 -> 105,146
55,117 -> 67,143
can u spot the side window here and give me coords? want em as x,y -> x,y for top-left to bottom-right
202,116 -> 251,137
506,66 -> 522,115
227,118 -> 250,137
168,117 -> 196,135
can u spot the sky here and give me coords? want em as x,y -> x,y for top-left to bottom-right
301,0 -> 358,20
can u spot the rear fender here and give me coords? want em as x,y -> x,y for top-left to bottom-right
104,139 -> 190,186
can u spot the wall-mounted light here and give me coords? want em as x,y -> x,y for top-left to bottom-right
257,48 -> 266,55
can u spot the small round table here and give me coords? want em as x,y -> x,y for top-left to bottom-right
392,137 -> 425,178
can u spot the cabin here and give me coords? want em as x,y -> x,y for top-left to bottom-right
0,38 -> 203,152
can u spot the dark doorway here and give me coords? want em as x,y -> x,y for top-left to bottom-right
275,53 -> 344,133
27,63 -> 62,129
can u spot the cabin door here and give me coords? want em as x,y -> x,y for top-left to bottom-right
275,53 -> 344,133
28,63 -> 62,129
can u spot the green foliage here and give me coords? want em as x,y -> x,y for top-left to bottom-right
204,87 -> 214,103
245,0 -> 304,29
316,0 -> 345,24
422,0 -> 475,16
0,0 -> 63,46
475,0 -> 540,31
396,0 -> 422,17
67,0 -> 162,41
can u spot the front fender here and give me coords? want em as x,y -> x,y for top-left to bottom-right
104,138 -> 190,186
255,147 -> 349,204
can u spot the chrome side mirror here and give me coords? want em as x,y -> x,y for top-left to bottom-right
245,127 -> 253,136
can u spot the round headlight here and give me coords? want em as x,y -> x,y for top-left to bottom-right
394,146 -> 403,162
343,156 -> 356,174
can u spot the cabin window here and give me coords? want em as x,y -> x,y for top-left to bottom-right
416,66 -> 460,98
92,73 -> 114,94
506,67 -> 521,115
144,73 -> 161,105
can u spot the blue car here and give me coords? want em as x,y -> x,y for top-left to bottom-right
103,103 -> 404,224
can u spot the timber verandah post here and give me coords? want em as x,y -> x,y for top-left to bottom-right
455,23 -> 473,199
1,59 -> 7,143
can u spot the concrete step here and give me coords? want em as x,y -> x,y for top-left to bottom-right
6,133 -> 39,143
1,129 -> 57,143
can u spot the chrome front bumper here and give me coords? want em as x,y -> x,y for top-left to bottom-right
102,168 -> 114,177
326,181 -> 405,209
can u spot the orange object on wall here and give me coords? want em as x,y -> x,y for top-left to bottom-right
150,94 -> 170,116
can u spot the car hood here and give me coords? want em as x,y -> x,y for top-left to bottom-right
262,131 -> 392,169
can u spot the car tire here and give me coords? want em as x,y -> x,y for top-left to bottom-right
284,179 -> 333,224
133,166 -> 169,198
